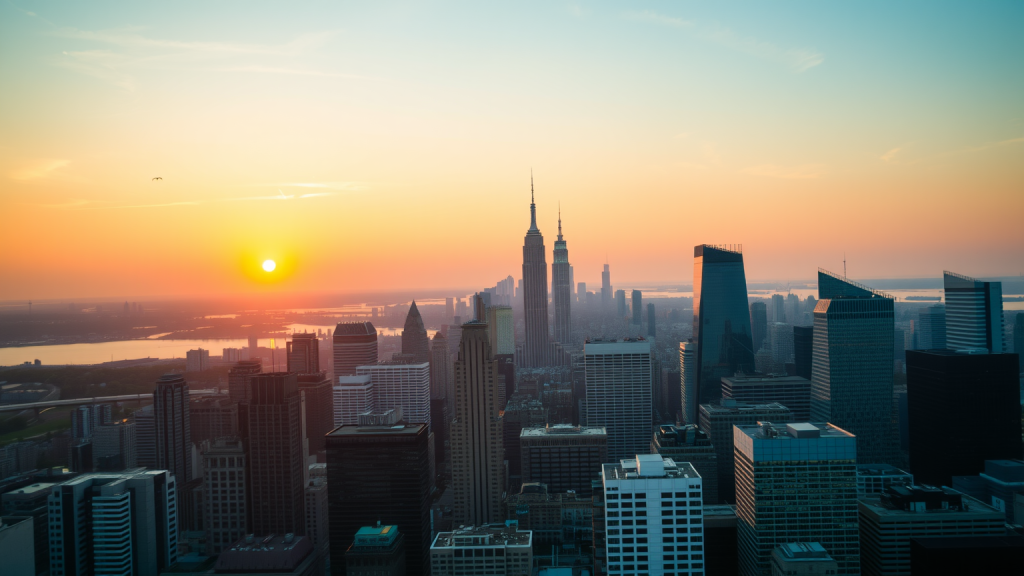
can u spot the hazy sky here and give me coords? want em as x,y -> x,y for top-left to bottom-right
2,1 -> 1022,300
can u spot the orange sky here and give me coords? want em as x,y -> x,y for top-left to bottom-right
2,3 -> 1022,301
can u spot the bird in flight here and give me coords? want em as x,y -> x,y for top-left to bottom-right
152,177 -> 163,181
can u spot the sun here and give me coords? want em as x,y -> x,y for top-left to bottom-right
262,259 -> 276,272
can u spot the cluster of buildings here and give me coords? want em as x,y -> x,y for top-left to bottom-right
2,187 -> 1023,576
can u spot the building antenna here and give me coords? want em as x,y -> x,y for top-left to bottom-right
531,169 -> 534,204
843,252 -> 847,278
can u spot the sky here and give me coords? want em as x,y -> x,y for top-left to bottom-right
1,1 -> 1022,301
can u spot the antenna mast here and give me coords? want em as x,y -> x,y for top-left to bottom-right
843,252 -> 847,278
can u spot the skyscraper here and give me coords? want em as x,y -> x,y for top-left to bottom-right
647,302 -> 656,337
334,322 -> 379,377
522,176 -> 550,368
906,350 -> 1022,486
651,424 -> 719,504
720,373 -> 812,422
519,425 -> 608,496
810,269 -> 897,465
679,340 -> 698,425
693,245 -> 755,406
792,325 -> 813,380
228,359 -> 262,404
916,304 -> 947,350
327,415 -> 433,576
201,438 -> 247,555
770,293 -> 786,323
334,376 -> 375,426
297,372 -> 335,457
577,282 -> 587,304
400,301 -> 430,364
356,362 -> 431,429
1014,313 -> 1024,372
552,209 -> 572,346
631,290 -> 643,326
48,470 -> 178,576
734,422 -> 860,576
429,332 -> 452,400
244,372 -> 306,536
287,332 -> 320,374
750,301 -> 767,353
486,305 -> 515,355
154,374 -> 192,485
451,322 -> 504,525
944,271 -> 1005,352
584,339 -> 652,461
601,264 -> 612,306
445,297 -> 455,323
615,289 -> 626,317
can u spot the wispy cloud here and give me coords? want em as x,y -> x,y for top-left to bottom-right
9,159 -> 70,181
65,189 -> 343,210
880,148 -> 902,163
626,11 -> 823,72
744,164 -> 825,180
263,181 -> 368,191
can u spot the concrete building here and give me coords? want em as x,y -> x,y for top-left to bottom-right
287,333 -> 321,374
857,463 -> 914,497
944,270 -> 1004,352
487,305 -> 516,356
734,422 -> 859,576
602,454 -> 704,576
522,177 -> 550,368
334,376 -> 375,427
356,363 -> 431,429
699,400 -> 792,504
2,481 -> 55,574
227,360 -> 262,404
430,523 -> 533,576
213,534 -> 324,576
520,425 -> 608,497
202,438 -> 247,554
49,470 -> 178,576
721,373 -> 812,422
93,420 -> 137,471
333,322 -> 379,377
859,485 -> 1006,576
186,348 -> 210,372
0,515 -> 34,576
770,543 -> 838,576
297,372 -> 334,457
345,525 -> 406,576
189,398 -> 238,444
584,339 -> 652,462
451,322 -> 505,526
651,424 -> 719,505
154,374 -> 192,483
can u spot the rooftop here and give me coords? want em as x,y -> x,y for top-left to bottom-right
431,523 -> 532,549
334,321 -> 376,336
857,463 -> 913,477
735,422 -> 854,441
603,455 -> 700,481
0,482 -> 55,497
327,421 -> 425,437
215,534 -> 313,572
702,400 -> 791,414
861,485 -> 1003,517
352,524 -> 400,548
336,375 -> 372,386
584,338 -> 651,355
775,542 -> 833,561
721,374 -> 810,385
521,424 -> 606,437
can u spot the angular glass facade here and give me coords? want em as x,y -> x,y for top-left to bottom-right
693,245 -> 755,406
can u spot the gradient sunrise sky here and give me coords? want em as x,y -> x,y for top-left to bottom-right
2,1 -> 1022,300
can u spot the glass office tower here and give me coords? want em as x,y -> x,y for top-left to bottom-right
693,245 -> 755,406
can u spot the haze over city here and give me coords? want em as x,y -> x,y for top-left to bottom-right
2,1 -> 1022,301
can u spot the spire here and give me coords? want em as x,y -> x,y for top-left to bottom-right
528,170 -> 539,232
557,202 -> 563,241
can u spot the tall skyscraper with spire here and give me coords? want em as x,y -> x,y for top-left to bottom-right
521,174 -> 550,367
552,206 -> 572,346
601,264 -> 612,306
401,301 -> 430,364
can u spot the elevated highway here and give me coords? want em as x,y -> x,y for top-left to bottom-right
0,389 -> 225,414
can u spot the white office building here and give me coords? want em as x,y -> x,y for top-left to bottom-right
585,339 -> 652,461
602,454 -> 704,576
357,362 -> 431,428
334,375 -> 376,427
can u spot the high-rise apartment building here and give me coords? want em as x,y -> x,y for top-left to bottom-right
810,269 -> 897,465
615,289 -> 627,317
602,454 -> 704,576
750,301 -> 767,353
243,373 -> 306,536
859,485 -> 1006,576
651,424 -> 719,505
487,305 -> 515,355
356,362 -> 431,429
133,404 -> 156,469
327,417 -> 433,576
430,524 -> 533,576
92,420 -> 137,471
227,359 -> 262,404
401,302 -> 430,364
334,322 -> 379,376
520,425 -> 608,496
906,350 -> 1022,486
334,376 -> 375,426
679,340 -> 698,425
944,271 -> 1004,352
201,438 -> 247,554
522,178 -> 550,368
48,470 -> 178,576
693,245 -> 755,406
451,322 -> 505,526
297,372 -> 334,457
771,294 -> 786,323
734,422 -> 859,576
287,332 -> 320,374
720,373 -> 811,422
631,290 -> 643,326
584,339 -> 652,462
552,211 -> 572,345
154,374 -> 192,484
768,322 -> 793,368
699,400 -> 792,504
185,348 -> 209,372
916,304 -> 947,350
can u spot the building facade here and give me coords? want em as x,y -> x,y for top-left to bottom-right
401,302 -> 431,364
154,374 -> 192,484
944,271 -> 1004,352
651,424 -> 719,505
679,340 -> 698,425
522,178 -> 550,368
584,339 -> 652,462
202,438 -> 247,554
356,362 -> 431,429
287,333 -> 321,374
334,376 -> 375,427
227,359 -> 262,404
720,374 -> 812,422
297,372 -> 335,456
520,425 -> 608,496
333,322 -> 379,377
552,212 -> 572,346
430,524 -> 533,576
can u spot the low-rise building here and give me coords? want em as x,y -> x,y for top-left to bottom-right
857,463 -> 914,497
952,459 -> 1024,523
769,542 -> 838,576
346,524 -> 405,576
430,523 -> 532,576
720,374 -> 812,422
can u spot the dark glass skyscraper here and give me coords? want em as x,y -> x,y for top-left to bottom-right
552,210 -> 572,346
401,302 -> 430,364
810,269 -> 897,465
154,374 -> 192,485
906,349 -> 1022,486
749,301 -> 767,353
521,176 -> 549,367
1015,313 -> 1024,373
793,325 -> 813,380
647,302 -> 656,337
631,290 -> 643,326
287,332 -> 320,374
692,244 -> 755,406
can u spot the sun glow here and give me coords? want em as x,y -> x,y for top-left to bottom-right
262,259 -> 276,272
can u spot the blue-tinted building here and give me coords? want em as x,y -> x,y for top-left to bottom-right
693,245 -> 755,406
631,290 -> 643,326
810,269 -> 897,466
944,271 -> 1005,352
